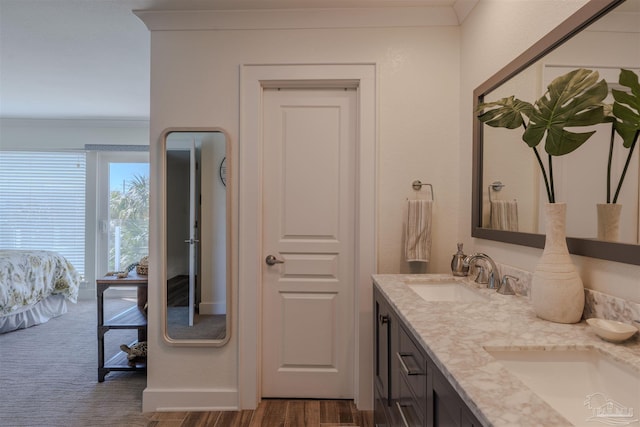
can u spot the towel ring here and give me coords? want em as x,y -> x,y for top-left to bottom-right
411,180 -> 434,201
488,181 -> 505,203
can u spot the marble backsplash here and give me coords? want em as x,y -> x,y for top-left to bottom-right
494,263 -> 640,326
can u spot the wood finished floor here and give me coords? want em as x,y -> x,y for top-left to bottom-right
147,399 -> 374,427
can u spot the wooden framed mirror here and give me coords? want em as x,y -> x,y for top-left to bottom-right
162,128 -> 231,346
472,0 -> 640,266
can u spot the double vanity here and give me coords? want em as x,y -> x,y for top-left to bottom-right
373,274 -> 640,427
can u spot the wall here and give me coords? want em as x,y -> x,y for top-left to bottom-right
138,8 -> 461,411
0,118 -> 149,296
459,0 -> 640,303
0,118 -> 149,150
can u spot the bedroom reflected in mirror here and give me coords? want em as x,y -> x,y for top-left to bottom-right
164,129 -> 230,345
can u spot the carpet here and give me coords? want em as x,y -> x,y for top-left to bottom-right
0,298 -> 151,427
166,307 -> 226,340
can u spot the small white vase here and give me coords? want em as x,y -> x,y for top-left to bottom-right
531,203 -> 584,324
597,203 -> 622,242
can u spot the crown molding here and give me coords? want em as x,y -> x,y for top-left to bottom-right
135,6 -> 460,31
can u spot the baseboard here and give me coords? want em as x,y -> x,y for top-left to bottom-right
142,388 -> 238,412
198,301 -> 226,315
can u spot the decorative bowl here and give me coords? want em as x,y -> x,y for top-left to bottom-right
586,318 -> 637,343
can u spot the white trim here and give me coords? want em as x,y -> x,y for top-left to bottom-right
135,7 -> 459,31
239,63 -> 376,410
142,388 -> 238,412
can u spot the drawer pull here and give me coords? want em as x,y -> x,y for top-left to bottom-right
379,314 -> 389,325
395,401 -> 411,427
397,352 -> 425,376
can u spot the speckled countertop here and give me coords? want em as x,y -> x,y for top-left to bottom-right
372,274 -> 640,427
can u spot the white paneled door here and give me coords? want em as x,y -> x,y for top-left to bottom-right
261,87 -> 357,398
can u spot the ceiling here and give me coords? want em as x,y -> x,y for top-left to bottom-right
0,0 -> 475,121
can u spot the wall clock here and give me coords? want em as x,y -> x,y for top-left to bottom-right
219,157 -> 227,187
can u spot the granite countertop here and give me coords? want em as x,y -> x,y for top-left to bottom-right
372,274 -> 640,427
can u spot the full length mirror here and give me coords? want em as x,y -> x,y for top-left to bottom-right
473,0 -> 640,266
163,129 -> 230,345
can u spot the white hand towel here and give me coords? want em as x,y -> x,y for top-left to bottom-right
490,200 -> 518,231
405,199 -> 433,262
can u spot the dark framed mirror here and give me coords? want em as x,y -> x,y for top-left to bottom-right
162,128 -> 231,346
472,0 -> 640,266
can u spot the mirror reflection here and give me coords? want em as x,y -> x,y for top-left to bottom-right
165,130 -> 229,343
479,0 -> 639,245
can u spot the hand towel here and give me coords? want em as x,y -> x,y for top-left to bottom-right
405,199 -> 433,262
490,200 -> 518,231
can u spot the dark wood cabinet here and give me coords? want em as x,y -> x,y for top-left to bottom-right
374,286 -> 483,427
432,367 -> 483,427
97,273 -> 148,382
374,287 -> 393,426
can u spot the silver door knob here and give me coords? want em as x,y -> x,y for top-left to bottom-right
265,255 -> 285,265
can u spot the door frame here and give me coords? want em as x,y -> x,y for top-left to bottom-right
239,63 -> 377,410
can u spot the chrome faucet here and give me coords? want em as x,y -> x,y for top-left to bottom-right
463,253 -> 501,290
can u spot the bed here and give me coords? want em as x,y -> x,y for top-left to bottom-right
0,250 -> 81,333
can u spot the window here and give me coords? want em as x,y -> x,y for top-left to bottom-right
0,151 -> 86,277
107,161 -> 149,271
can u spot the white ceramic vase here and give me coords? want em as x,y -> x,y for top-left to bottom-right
596,203 -> 622,242
531,203 -> 585,324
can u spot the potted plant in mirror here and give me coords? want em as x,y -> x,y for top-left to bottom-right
598,69 -> 640,242
477,68 -> 607,324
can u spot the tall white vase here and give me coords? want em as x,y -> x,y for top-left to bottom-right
531,203 -> 585,324
597,203 -> 622,242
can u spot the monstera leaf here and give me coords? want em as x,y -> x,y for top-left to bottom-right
476,96 -> 533,129
608,69 -> 640,203
612,68 -> 640,148
523,68 -> 608,156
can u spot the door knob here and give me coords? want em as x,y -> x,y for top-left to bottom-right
265,255 -> 285,265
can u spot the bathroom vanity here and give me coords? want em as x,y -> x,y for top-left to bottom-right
375,285 -> 481,426
373,274 -> 640,427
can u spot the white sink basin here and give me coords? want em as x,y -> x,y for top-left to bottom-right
486,348 -> 640,427
407,282 -> 488,302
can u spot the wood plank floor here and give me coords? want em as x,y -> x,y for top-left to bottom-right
147,399 -> 374,427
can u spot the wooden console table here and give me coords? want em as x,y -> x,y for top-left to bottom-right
96,272 -> 148,382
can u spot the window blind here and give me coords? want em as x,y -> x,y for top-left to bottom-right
0,151 -> 86,277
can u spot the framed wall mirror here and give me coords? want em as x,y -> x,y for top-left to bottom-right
162,128 -> 231,346
472,0 -> 640,266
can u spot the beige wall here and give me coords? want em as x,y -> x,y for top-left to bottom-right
459,0 -> 640,303
141,12 -> 461,410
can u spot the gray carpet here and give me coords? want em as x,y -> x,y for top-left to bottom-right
0,298 -> 151,427
167,307 -> 226,340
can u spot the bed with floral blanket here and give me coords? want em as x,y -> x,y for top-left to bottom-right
0,250 -> 81,333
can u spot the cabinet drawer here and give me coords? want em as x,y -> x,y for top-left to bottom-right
375,386 -> 392,427
397,324 -> 427,409
395,373 -> 424,427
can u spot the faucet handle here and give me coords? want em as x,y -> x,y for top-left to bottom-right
473,265 -> 489,284
497,274 -> 518,295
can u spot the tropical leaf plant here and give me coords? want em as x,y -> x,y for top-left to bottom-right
477,68 -> 607,203
109,174 -> 149,270
606,69 -> 640,204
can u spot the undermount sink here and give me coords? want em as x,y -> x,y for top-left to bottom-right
486,348 -> 640,427
407,281 -> 488,303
